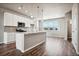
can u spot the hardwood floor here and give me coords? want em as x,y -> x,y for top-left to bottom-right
0,43 -> 22,56
45,37 -> 77,56
0,37 -> 77,56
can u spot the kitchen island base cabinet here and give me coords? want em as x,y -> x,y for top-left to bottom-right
16,32 -> 46,53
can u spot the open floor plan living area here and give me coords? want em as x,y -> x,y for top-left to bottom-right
0,3 -> 79,56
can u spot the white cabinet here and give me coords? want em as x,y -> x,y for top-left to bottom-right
4,12 -> 34,27
4,32 -> 7,44
16,32 -> 46,52
13,14 -> 18,26
27,20 -> 34,27
30,20 -> 34,24
7,33 -> 16,43
4,12 -> 16,26
27,19 -> 30,27
16,15 -> 30,27
24,17 -> 28,27
4,32 -> 16,44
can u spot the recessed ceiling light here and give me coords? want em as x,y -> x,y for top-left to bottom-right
18,6 -> 21,10
31,16 -> 33,18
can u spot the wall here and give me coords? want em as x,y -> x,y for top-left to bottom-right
65,11 -> 72,41
35,4 -> 73,39
68,20 -> 72,37
43,17 -> 67,38
0,8 -> 4,44
42,3 -> 73,19
65,11 -> 72,38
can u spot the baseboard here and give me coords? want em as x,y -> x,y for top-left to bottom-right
47,36 -> 64,39
21,41 -> 45,53
4,41 -> 15,44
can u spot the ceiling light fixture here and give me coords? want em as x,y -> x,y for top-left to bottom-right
31,15 -> 33,18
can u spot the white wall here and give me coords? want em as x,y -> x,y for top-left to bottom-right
0,8 -> 4,44
42,3 -> 72,19
34,4 -> 72,39
65,11 -> 72,38
44,17 -> 67,38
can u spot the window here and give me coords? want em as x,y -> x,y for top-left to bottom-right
42,19 -> 60,31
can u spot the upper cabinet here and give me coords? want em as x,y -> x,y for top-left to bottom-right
4,12 -> 33,27
4,12 -> 16,26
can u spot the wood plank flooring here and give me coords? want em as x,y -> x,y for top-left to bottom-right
45,37 -> 77,56
0,37 -> 78,56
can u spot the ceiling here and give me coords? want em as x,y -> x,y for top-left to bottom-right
42,3 -> 73,19
0,3 -> 73,19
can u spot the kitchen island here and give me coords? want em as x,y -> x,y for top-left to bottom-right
16,31 -> 46,53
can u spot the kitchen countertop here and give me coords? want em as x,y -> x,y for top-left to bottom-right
4,31 -> 46,35
15,31 -> 46,35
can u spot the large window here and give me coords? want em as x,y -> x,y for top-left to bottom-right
42,19 -> 60,31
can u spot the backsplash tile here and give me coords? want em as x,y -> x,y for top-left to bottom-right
4,26 -> 16,32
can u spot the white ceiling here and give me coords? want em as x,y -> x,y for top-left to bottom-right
0,3 -> 73,19
0,3 -> 40,19
42,3 -> 73,19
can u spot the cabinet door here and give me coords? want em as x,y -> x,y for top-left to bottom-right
7,33 -> 15,43
4,12 -> 12,26
15,15 -> 20,25
27,19 -> 30,27
14,15 -> 24,26
24,17 -> 28,25
4,32 -> 15,44
22,17 -> 30,27
30,20 -> 34,24
4,12 -> 16,26
16,15 -> 22,22
4,32 -> 8,44
4,12 -> 32,27
13,14 -> 18,26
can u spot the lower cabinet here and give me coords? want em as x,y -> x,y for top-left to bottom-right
4,32 -> 16,44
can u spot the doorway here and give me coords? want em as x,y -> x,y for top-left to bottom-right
66,11 -> 72,42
